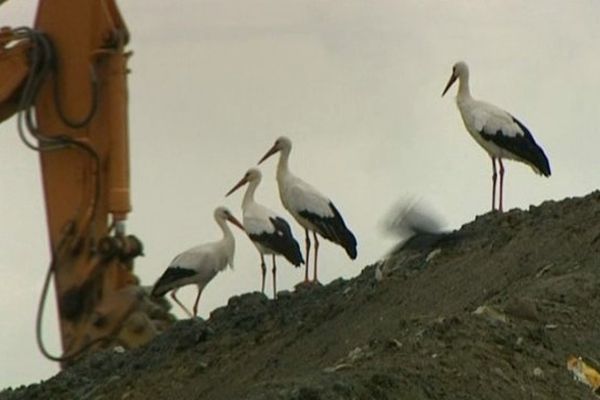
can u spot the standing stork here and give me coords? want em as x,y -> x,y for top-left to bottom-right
151,207 -> 244,317
442,61 -> 551,212
258,136 -> 357,283
226,168 -> 303,297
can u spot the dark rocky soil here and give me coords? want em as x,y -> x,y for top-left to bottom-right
3,191 -> 600,400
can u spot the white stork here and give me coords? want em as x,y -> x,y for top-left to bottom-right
226,168 -> 304,298
442,61 -> 551,211
258,136 -> 357,283
151,206 -> 244,317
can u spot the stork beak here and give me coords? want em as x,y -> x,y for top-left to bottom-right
442,73 -> 458,97
258,143 -> 279,165
225,176 -> 248,197
226,214 -> 245,231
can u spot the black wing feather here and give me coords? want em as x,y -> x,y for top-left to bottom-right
299,202 -> 357,259
249,217 -> 304,266
479,117 -> 551,176
151,267 -> 197,297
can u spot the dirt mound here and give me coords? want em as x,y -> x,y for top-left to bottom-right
3,192 -> 600,400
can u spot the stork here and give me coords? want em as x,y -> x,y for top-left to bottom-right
226,168 -> 303,297
442,61 -> 551,212
151,207 -> 244,317
258,136 -> 357,283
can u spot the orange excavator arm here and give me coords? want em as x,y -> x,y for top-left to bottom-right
0,0 -> 162,365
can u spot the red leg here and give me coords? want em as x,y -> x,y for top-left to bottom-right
192,287 -> 203,317
491,157 -> 497,211
260,254 -> 266,293
498,159 -> 505,212
304,229 -> 311,282
170,288 -> 192,318
313,231 -> 319,283
272,255 -> 277,299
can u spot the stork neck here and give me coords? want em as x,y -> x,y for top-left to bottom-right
218,218 -> 236,269
242,179 -> 259,210
457,73 -> 472,100
216,217 -> 234,241
276,147 -> 292,179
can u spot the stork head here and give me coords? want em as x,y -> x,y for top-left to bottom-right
225,168 -> 262,197
214,206 -> 245,231
442,61 -> 469,97
258,136 -> 292,164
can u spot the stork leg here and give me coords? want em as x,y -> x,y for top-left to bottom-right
260,254 -> 267,294
498,158 -> 505,212
170,289 -> 193,318
313,231 -> 320,283
272,255 -> 277,299
192,286 -> 203,317
304,229 -> 311,282
491,157 -> 497,211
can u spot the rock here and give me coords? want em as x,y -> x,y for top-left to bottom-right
473,305 -> 509,324
504,298 -> 539,322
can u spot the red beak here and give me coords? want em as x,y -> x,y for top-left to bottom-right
442,73 -> 458,97
226,214 -> 245,231
225,176 -> 248,197
258,143 -> 279,165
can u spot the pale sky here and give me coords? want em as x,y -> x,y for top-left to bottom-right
1,0 -> 599,388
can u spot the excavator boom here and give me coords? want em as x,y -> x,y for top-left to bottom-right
0,0 -> 160,364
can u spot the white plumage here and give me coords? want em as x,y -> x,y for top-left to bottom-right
282,177 -> 336,228
258,136 -> 357,283
226,168 -> 303,297
151,206 -> 244,317
442,61 -> 551,211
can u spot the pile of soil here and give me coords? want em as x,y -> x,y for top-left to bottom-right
3,191 -> 600,400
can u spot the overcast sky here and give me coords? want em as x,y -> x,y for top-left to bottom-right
1,0 -> 599,388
